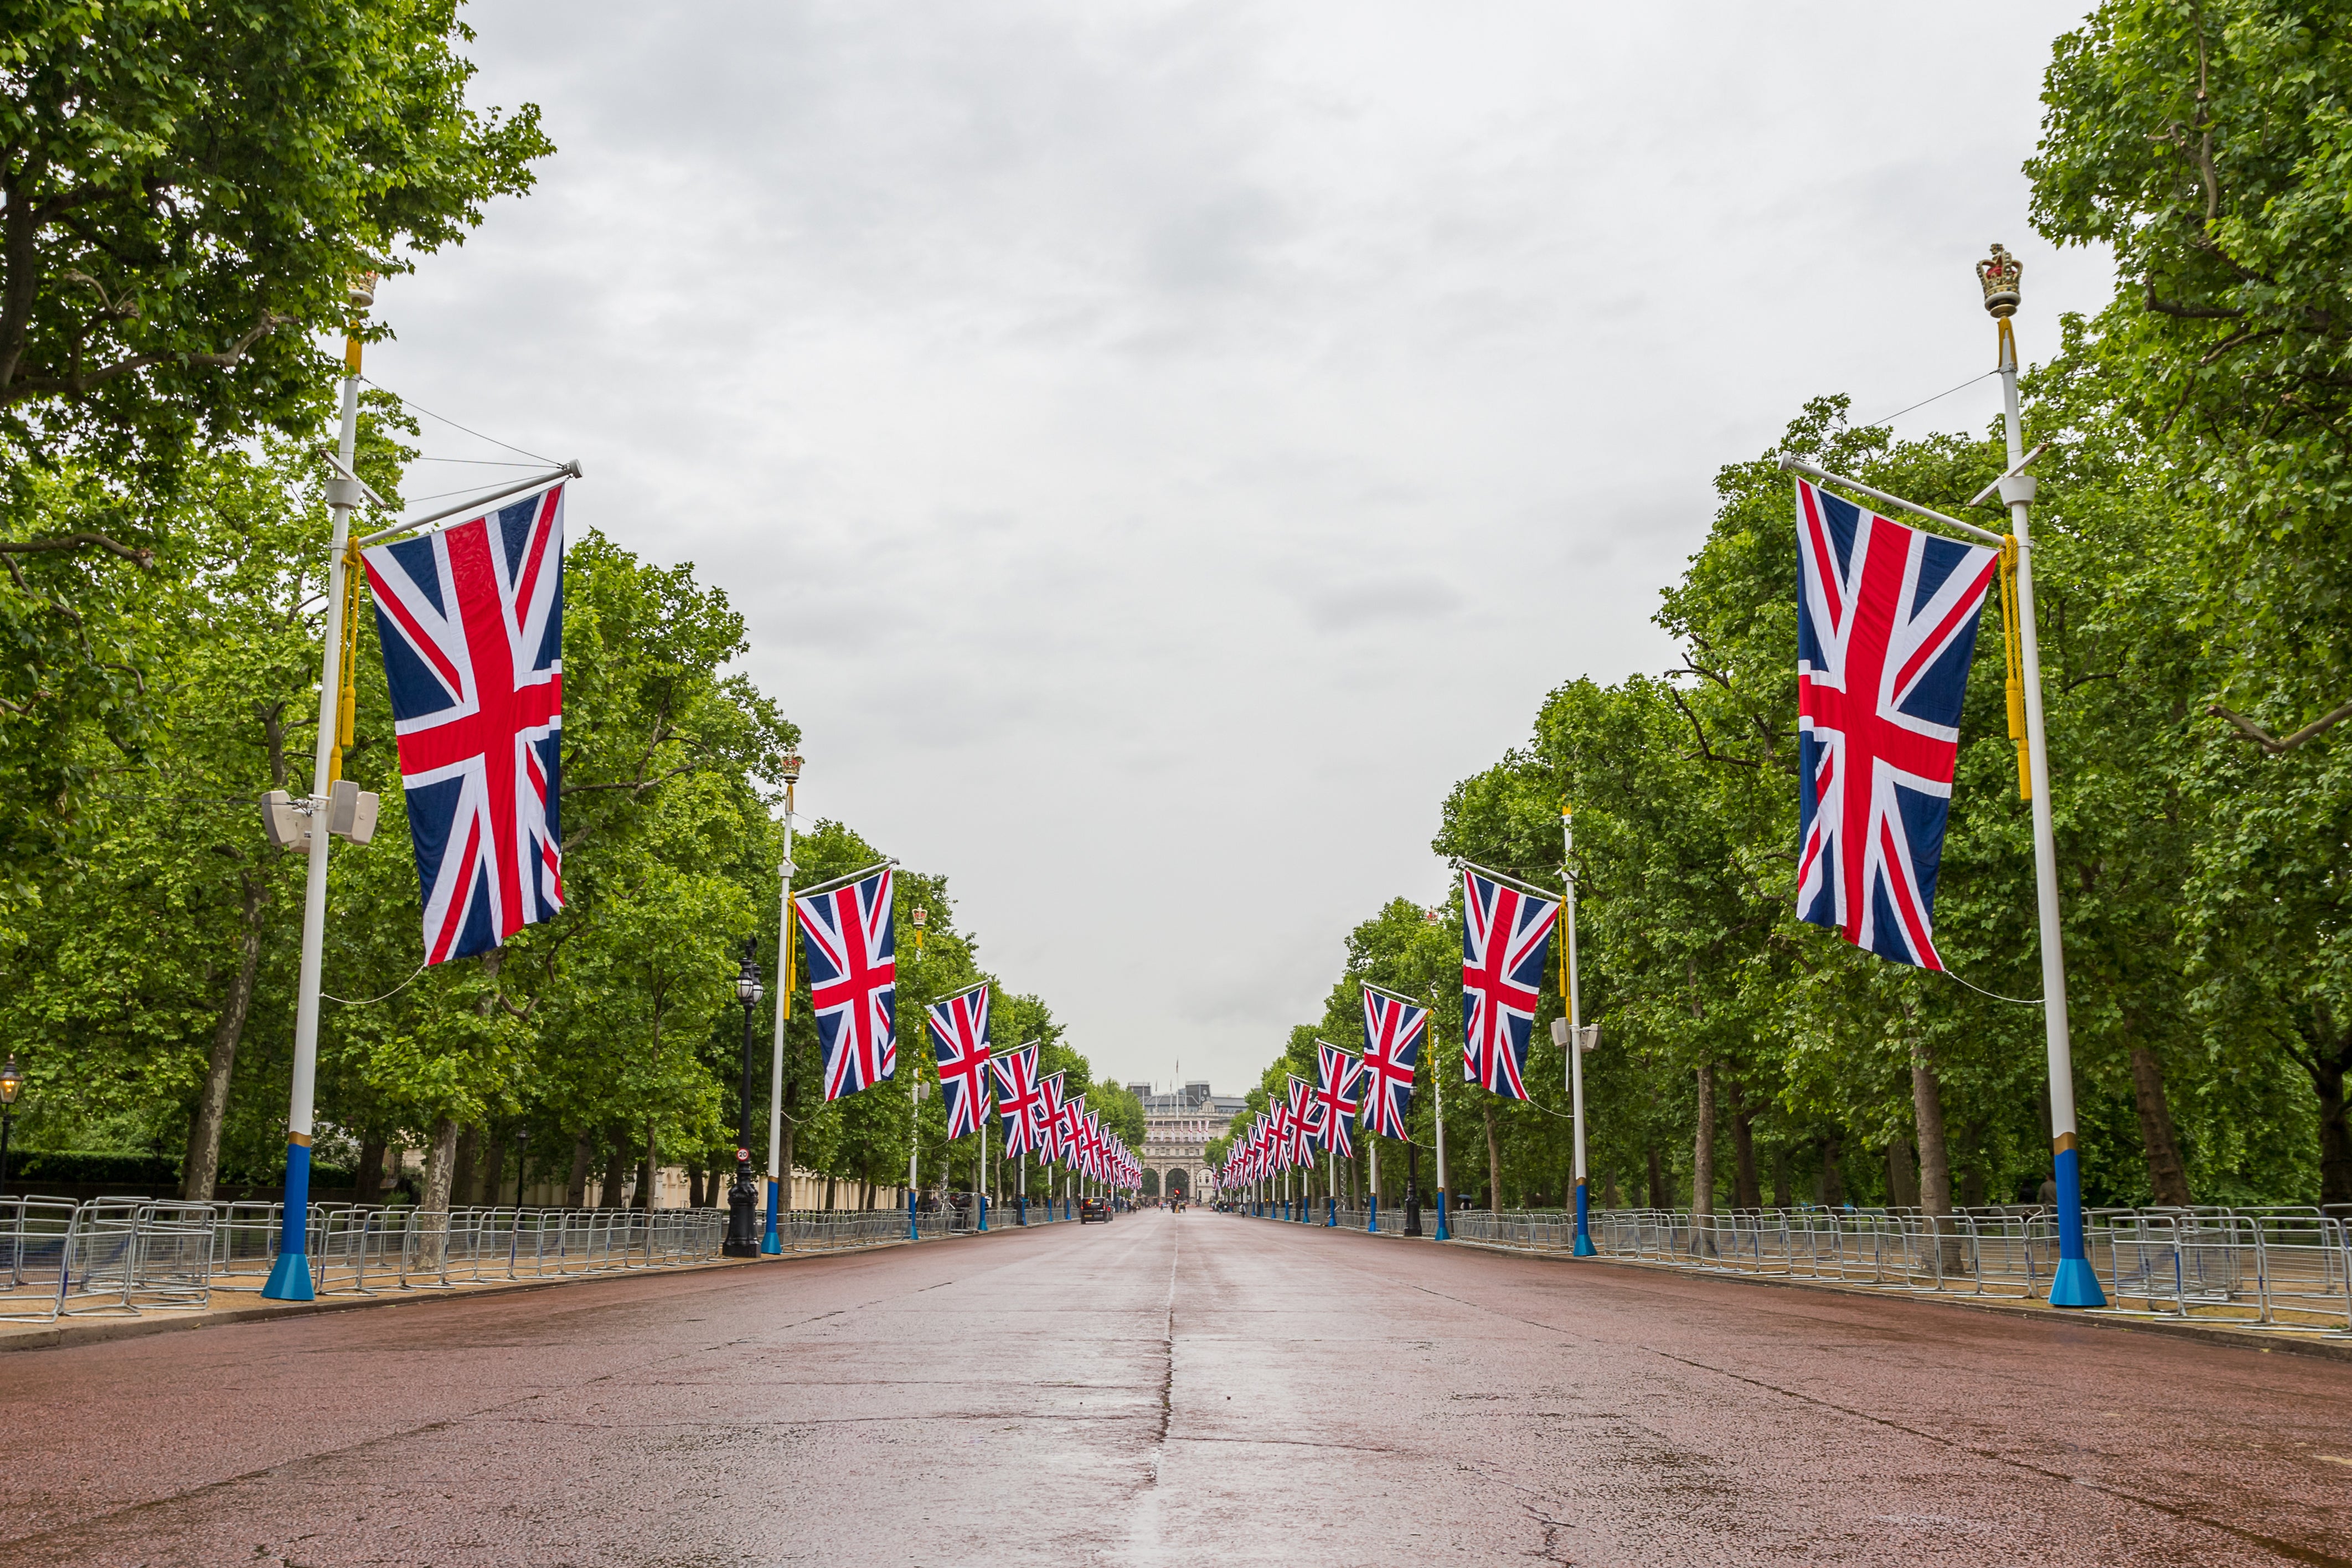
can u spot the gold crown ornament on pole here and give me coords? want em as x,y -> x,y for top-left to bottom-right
1975,243 -> 2021,318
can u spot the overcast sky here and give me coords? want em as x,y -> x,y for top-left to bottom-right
371,2 -> 2114,1096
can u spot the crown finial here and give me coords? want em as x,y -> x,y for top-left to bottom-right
1977,243 -> 2022,318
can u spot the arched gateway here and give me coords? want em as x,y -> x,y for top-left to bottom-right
1127,1079 -> 1250,1203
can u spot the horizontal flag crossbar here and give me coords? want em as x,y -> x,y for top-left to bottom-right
1456,859 -> 1561,901
932,978 -> 989,1004
354,463 -> 583,549
1361,980 -> 1426,1007
1778,456 -> 2005,548
793,859 -> 897,900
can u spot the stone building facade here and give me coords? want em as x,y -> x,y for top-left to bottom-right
1127,1080 -> 1250,1199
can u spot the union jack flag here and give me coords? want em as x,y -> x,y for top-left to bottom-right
797,867 -> 898,1101
362,487 -> 565,965
1462,868 -> 1557,1101
1796,479 -> 1999,970
1037,1072 -> 1069,1165
926,982 -> 991,1139
1285,1076 -> 1318,1169
1359,986 -> 1426,1139
1313,1043 -> 1364,1157
1054,1088 -> 1084,1168
990,1044 -> 1040,1156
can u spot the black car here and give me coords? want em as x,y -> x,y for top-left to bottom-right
1079,1196 -> 1111,1223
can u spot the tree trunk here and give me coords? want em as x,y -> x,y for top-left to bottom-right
639,1118 -> 658,1210
478,1129 -> 507,1208
451,1126 -> 480,1209
1910,1045 -> 1953,1217
1482,1101 -> 1503,1210
1885,1137 -> 1920,1208
354,1137 -> 388,1204
600,1132 -> 630,1209
2128,1043 -> 2191,1205
1817,1133 -> 1845,1206
824,1173 -> 837,1210
566,1132 -> 592,1208
1731,1093 -> 1759,1209
688,1164 -> 706,1208
182,873 -> 266,1201
1772,1146 -> 1791,1209
421,1118 -> 460,1213
2311,1012 -> 2352,1207
1691,1064 -> 1716,1218
1646,1142 -> 1667,1209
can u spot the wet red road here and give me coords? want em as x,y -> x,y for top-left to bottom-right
4,1210 -> 2350,1566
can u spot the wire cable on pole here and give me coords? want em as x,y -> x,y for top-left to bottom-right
1938,968 -> 2044,1006
324,962 -> 427,1007
361,378 -> 559,466
1854,369 -> 1999,431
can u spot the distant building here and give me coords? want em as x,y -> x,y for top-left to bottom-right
1129,1080 -> 1250,1199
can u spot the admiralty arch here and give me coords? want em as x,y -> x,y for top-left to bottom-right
1127,1081 -> 1250,1200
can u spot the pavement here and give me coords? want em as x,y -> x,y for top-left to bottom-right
2,1210 -> 2349,1567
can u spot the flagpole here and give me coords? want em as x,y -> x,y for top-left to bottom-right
762,757 -> 800,1256
1564,806 -> 1595,1257
1433,1024 -> 1451,1243
1368,1135 -> 1380,1234
1979,244 -> 2103,1309
263,276 -> 375,1302
1327,1144 -> 1337,1226
978,1105 -> 988,1232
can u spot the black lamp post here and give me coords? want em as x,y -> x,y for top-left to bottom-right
513,1126 -> 532,1209
725,936 -> 765,1256
0,1055 -> 20,1198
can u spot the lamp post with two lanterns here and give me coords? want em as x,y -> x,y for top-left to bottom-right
725,937 -> 766,1256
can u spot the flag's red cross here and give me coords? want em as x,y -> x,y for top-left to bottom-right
1360,989 -> 1426,1139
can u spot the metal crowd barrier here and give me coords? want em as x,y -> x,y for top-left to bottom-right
1426,1203 -> 2352,1335
0,1190 -> 1087,1327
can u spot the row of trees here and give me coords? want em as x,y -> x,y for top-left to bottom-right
0,3 -> 1137,1211
1215,0 -> 2352,1218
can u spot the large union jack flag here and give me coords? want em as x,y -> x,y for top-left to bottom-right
990,1043 -> 1040,1156
1313,1043 -> 1364,1157
797,866 -> 898,1101
1359,986 -> 1426,1139
1796,478 -> 1999,971
926,982 -> 991,1139
362,487 -> 565,965
1462,868 -> 1557,1101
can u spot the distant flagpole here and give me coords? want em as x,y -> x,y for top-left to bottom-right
762,753 -> 801,1256
262,276 -> 375,1302
1428,906 -> 1451,1242
1563,806 -> 1594,1257
1979,244 -> 2101,1309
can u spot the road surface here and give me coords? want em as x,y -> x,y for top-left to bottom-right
3,1209 -> 2348,1566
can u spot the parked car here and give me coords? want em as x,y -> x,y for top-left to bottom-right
1079,1196 -> 1111,1223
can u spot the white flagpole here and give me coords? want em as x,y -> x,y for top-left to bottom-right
264,278 -> 374,1301
978,1104 -> 988,1231
762,760 -> 798,1255
1564,806 -> 1593,1257
1368,1134 -> 1381,1234
1980,245 -> 2102,1308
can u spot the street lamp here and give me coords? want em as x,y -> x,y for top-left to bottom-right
513,1126 -> 532,1209
725,937 -> 765,1256
911,905 -> 927,957
0,1055 -> 20,1197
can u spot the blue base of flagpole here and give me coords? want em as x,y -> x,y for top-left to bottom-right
2050,1255 -> 2104,1308
979,1194 -> 988,1232
1326,1197 -> 1335,1227
760,1178 -> 782,1255
261,1247 -> 314,1302
2046,1146 -> 2106,1308
262,1139 -> 316,1301
1573,1182 -> 1595,1256
907,1192 -> 918,1242
1017,1197 -> 1026,1225
1434,1192 -> 1451,1242
1368,1196 -> 1379,1234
